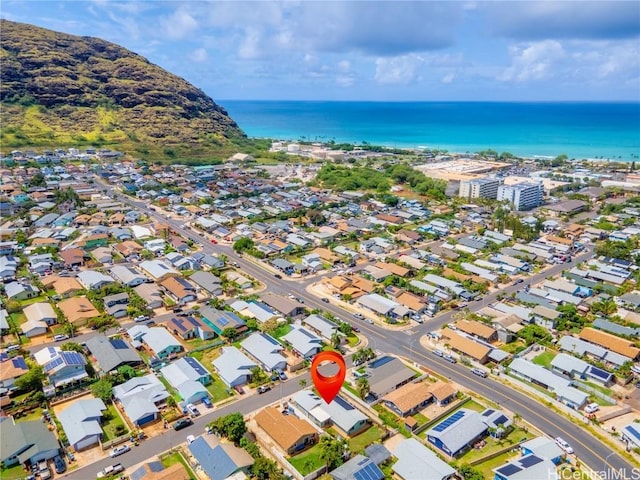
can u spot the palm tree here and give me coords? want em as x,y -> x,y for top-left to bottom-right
299,379 -> 307,388
331,331 -> 342,349
356,376 -> 370,399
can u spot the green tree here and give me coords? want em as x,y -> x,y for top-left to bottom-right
338,322 -> 352,336
459,464 -> 484,480
307,209 -> 325,226
209,412 -> 247,445
356,376 -> 370,399
60,341 -> 84,353
233,237 -> 254,253
319,435 -> 348,470
299,379 -> 307,388
91,378 -> 114,403
251,457 -> 286,480
29,171 -> 46,187
517,324 -> 552,346
331,330 -> 342,349
239,438 -> 262,459
15,363 -> 45,392
117,365 -> 138,380
166,396 -> 177,408
591,297 -> 618,316
221,327 -> 239,342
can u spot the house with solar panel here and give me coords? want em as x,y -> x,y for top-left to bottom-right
282,325 -> 323,360
160,357 -> 210,406
129,460 -> 190,480
113,373 -> 170,426
57,398 -> 107,451
519,437 -> 564,465
212,347 -> 257,388
43,350 -> 89,388
493,454 -> 556,480
166,315 -> 215,341
329,454 -> 384,480
426,408 -> 512,457
621,423 -> 640,451
188,434 -> 254,480
198,306 -> 247,337
0,354 -> 29,391
85,335 -> 142,374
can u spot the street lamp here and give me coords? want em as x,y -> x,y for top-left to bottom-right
603,451 -> 615,474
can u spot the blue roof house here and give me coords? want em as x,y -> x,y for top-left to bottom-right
212,347 -> 257,388
188,435 -> 254,480
160,357 -> 210,406
44,351 -> 88,388
57,398 -> 106,451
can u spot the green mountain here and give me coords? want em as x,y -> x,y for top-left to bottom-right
0,19 -> 244,159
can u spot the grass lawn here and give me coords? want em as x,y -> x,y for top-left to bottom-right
160,451 -> 197,480
158,375 -> 182,403
272,324 -> 292,339
0,463 -> 29,480
460,399 -> 485,413
581,381 -> 614,397
289,443 -> 324,475
102,404 -> 128,441
346,334 -> 359,347
206,376 -> 233,403
413,412 -> 430,426
532,351 -> 557,369
187,348 -> 232,403
19,295 -> 49,307
458,428 -> 535,464
348,425 -> 385,454
500,341 -> 526,354
18,406 -> 44,422
10,312 -> 26,326
471,449 -> 521,478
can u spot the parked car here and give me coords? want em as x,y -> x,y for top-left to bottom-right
186,403 -> 200,417
354,313 -> 364,319
270,372 -> 279,381
274,274 -> 282,279
186,435 -> 196,445
97,464 -> 124,478
53,456 -> 66,474
109,445 -> 131,458
513,279 -> 524,285
321,297 -> 330,303
234,385 -> 245,395
202,397 -> 212,408
172,308 -> 183,313
555,437 -> 574,454
433,349 -> 444,357
38,461 -> 51,480
471,368 -> 487,378
53,334 -> 69,342
584,403 -> 599,414
134,315 -> 149,322
258,385 -> 271,394
173,418 -> 193,431
277,370 -> 288,381
443,354 -> 457,364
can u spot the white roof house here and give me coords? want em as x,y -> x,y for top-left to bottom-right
140,327 -> 183,360
77,270 -> 114,290
23,302 -> 56,326
139,260 -> 179,281
110,265 -> 148,287
392,438 -> 456,480
240,333 -> 287,372
57,398 -> 106,451
282,325 -> 323,359
292,391 -> 369,436
212,347 -> 257,388
112,374 -> 169,426
303,314 -> 339,342
160,357 -> 210,405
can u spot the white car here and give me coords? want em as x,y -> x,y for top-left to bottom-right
584,403 -> 599,414
109,444 -> 131,458
555,437 -> 574,454
53,334 -> 69,342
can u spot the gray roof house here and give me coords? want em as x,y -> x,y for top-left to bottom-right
293,391 -> 369,436
365,356 -> 415,399
282,325 -> 323,359
240,332 -> 287,372
330,454 -> 384,480
190,271 -> 223,296
112,373 -> 170,426
392,438 -> 456,480
0,418 -> 60,467
188,434 -> 254,480
133,283 -> 163,309
212,347 -> 257,388
5,281 -> 39,300
160,357 -> 210,406
110,265 -> 148,287
103,292 -> 130,318
57,398 -> 106,451
303,314 -> 340,342
261,294 -> 306,318
77,270 -> 115,290
140,327 -> 183,360
85,335 -> 142,373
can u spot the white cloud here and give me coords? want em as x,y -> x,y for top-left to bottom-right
441,73 -> 455,84
162,8 -> 198,40
500,40 -> 565,82
375,54 -> 424,85
189,48 -> 208,63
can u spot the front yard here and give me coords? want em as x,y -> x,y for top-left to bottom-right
348,425 -> 385,454
188,348 -> 233,403
160,450 -> 198,480
0,463 -> 28,480
102,403 -> 128,441
288,443 -> 324,475
457,427 -> 535,464
470,449 -> 521,479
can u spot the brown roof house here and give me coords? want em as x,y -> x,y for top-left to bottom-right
41,275 -> 83,298
579,327 -> 640,360
442,328 -> 491,364
455,320 -> 498,343
58,296 -> 100,325
427,381 -> 458,407
159,277 -> 197,305
59,248 -> 88,268
382,381 -> 433,417
254,407 -> 319,455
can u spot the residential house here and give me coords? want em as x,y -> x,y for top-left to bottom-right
493,455 -> 556,480
212,347 -> 257,388
198,306 -> 247,337
134,283 -> 163,309
520,437 -> 564,465
85,335 -> 142,374
530,305 -> 560,329
113,240 -> 143,261
329,454 -> 384,480
5,281 -> 40,300
160,357 -> 210,406
84,233 -> 109,249
240,332 -> 287,372
262,294 -> 306,318
579,327 -> 640,361
91,247 -> 114,264
59,248 -> 88,268
189,271 -> 223,296
382,381 -> 433,417
111,265 -> 149,287
0,418 -> 60,467
282,325 -> 323,359
366,356 -> 416,399
112,374 -> 170,426
41,275 -> 83,298
0,256 -> 18,280
138,327 -> 183,360
428,382 -> 458,407
254,406 -> 319,455
292,391 -> 369,436
441,328 -> 491,364
455,320 -> 498,343
139,260 -> 180,282
188,434 -> 254,480
391,438 -> 456,480
302,314 -> 340,343
550,353 -> 613,385
159,276 -> 197,305
23,302 -> 57,326
77,270 -> 115,290
58,296 -> 100,325
103,292 -> 130,318
0,355 -> 30,390
57,398 -> 106,451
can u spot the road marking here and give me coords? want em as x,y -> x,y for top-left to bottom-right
404,330 -> 415,336
399,344 -> 624,469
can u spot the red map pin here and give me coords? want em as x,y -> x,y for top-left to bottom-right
311,351 -> 346,404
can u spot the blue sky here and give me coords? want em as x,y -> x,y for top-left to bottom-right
3,1 -> 640,101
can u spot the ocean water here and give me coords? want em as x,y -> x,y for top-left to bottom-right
219,101 -> 640,161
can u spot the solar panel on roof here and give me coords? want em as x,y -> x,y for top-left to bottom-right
497,464 -> 522,476
217,315 -> 230,326
433,411 -> 465,432
520,455 -> 543,468
110,339 -> 128,350
588,366 -> 611,380
12,357 -> 27,369
61,351 -> 85,365
494,415 -> 509,426
627,425 -> 640,441
130,466 -> 146,480
482,409 -> 495,416
353,462 -> 384,480
185,357 -> 208,376
0,352 -> 8,362
147,461 -> 164,472
172,317 -> 187,332
44,356 -> 63,372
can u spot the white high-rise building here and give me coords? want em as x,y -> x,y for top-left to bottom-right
497,182 -> 544,211
459,177 -> 502,200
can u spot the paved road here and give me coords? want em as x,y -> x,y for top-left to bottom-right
64,179 -> 633,476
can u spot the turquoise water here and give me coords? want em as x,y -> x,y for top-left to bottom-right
220,101 -> 640,161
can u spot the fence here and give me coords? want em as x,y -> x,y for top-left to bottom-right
100,433 -> 131,450
574,380 -> 618,405
468,440 -> 527,466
